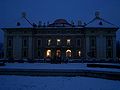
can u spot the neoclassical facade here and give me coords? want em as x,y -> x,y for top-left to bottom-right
2,13 -> 119,60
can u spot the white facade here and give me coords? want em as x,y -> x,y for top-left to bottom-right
2,26 -> 118,60
1,13 -> 119,61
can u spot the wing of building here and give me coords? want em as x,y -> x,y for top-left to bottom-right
1,12 -> 119,62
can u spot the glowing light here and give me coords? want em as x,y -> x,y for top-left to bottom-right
46,50 -> 51,57
66,49 -> 71,57
57,39 -> 61,45
48,39 -> 51,46
67,39 -> 71,45
57,39 -> 60,42
78,51 -> 81,57
56,50 -> 61,57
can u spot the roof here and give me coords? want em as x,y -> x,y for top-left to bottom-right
54,19 -> 69,24
48,19 -> 74,27
85,11 -> 119,28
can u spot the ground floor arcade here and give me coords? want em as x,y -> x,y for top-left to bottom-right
34,48 -> 84,59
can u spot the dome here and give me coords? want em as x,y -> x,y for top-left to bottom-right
48,19 -> 73,27
54,19 -> 69,24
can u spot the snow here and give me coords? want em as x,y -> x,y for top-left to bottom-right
0,63 -> 120,90
0,63 -> 120,72
0,75 -> 120,90
86,18 -> 118,28
0,63 -> 86,69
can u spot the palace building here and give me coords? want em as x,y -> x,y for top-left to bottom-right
1,12 -> 119,61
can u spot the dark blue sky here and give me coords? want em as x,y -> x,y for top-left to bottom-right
0,0 -> 120,42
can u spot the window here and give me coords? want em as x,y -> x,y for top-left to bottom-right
108,39 -> 112,47
23,49 -> 28,58
8,31 -> 12,34
48,39 -> 51,46
57,39 -> 61,45
91,49 -> 96,58
7,37 -> 13,47
37,50 -> 41,58
37,39 -> 41,47
8,39 -> 12,47
107,37 -> 112,47
7,49 -> 13,58
91,39 -> 95,47
46,49 -> 51,57
23,39 -> 28,47
106,49 -> 113,58
78,51 -> 81,57
76,39 -> 81,46
90,36 -> 96,47
22,38 -> 28,48
66,49 -> 72,57
67,39 -> 71,45
56,50 -> 61,57
23,39 -> 27,47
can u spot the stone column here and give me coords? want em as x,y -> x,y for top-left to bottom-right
96,34 -> 102,59
101,35 -> 106,59
85,35 -> 89,59
112,36 -> 116,59
96,36 -> 99,59
4,34 -> 7,59
13,35 -> 22,59
28,36 -> 33,59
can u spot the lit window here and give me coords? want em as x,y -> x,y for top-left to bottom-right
78,51 -> 81,57
66,49 -> 72,57
57,39 -> 61,45
56,50 -> 61,57
67,39 -> 71,45
48,39 -> 51,46
46,50 -> 51,57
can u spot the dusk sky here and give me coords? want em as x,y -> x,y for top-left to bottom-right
0,0 -> 120,42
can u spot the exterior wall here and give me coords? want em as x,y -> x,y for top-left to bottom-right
3,28 -> 118,60
113,36 -> 116,59
96,30 -> 106,59
3,31 -> 7,59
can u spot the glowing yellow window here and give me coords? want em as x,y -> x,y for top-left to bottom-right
46,50 -> 51,57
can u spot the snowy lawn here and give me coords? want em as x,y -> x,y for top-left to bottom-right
0,63 -> 120,72
0,75 -> 120,90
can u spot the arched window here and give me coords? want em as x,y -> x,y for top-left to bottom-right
78,51 -> 81,57
66,49 -> 72,57
46,50 -> 51,57
56,50 -> 61,57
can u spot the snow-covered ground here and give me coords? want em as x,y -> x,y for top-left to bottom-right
0,63 -> 86,69
0,63 -> 120,72
0,75 -> 120,90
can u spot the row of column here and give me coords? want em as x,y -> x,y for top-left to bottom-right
4,35 -> 116,59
